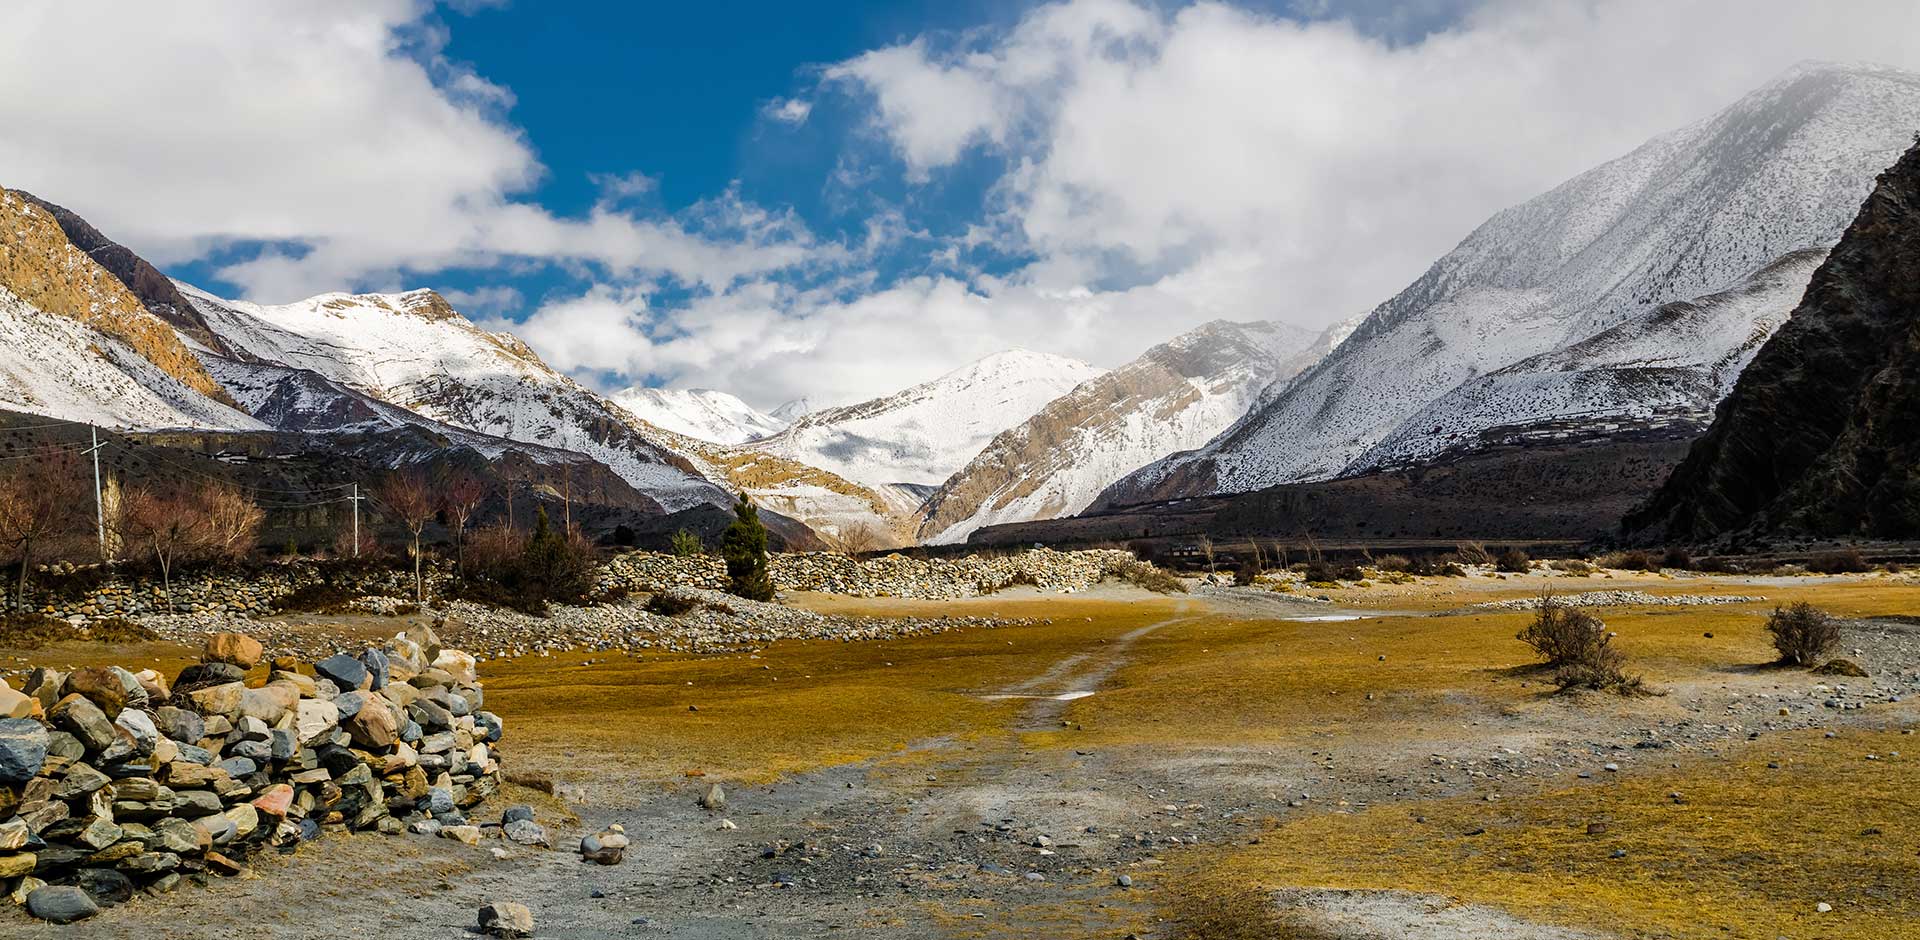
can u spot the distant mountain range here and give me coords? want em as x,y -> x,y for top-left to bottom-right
3,62 -> 1915,552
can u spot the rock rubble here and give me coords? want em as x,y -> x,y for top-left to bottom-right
0,624 -> 504,922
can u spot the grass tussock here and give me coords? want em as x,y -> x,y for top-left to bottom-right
1808,549 -> 1871,574
0,612 -> 158,649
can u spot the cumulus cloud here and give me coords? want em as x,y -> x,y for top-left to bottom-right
524,0 -> 1920,410
820,0 -> 1920,344
765,97 -> 814,124
0,1 -> 820,301
11,0 -> 1920,411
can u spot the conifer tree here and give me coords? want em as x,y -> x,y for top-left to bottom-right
720,492 -> 774,601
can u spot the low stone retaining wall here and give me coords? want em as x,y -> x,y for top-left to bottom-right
0,624 -> 501,923
604,548 -> 1139,600
28,562 -> 435,621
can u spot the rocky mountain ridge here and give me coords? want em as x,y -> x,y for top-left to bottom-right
1099,62 -> 1920,509
1628,136 -> 1920,542
916,318 -> 1323,543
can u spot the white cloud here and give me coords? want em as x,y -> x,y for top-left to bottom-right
765,97 -> 814,124
10,0 -> 1920,412
0,1 -> 820,301
822,0 -> 1920,342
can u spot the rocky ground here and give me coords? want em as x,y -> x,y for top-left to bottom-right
2,571 -> 1915,938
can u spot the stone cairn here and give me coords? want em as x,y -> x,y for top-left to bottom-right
0,624 -> 502,924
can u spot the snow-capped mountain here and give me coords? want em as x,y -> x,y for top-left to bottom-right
1099,62 -> 1920,508
769,398 -> 814,423
746,349 -> 1105,493
180,285 -> 728,511
0,188 -> 258,430
916,319 -> 1322,544
1357,248 -> 1827,469
610,387 -> 786,445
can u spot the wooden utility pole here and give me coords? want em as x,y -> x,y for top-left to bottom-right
350,482 -> 362,557
86,425 -> 106,560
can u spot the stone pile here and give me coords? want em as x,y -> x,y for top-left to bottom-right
30,562 -> 432,621
1475,591 -> 1767,611
604,548 -> 1139,600
0,624 -> 503,923
435,589 -> 1040,658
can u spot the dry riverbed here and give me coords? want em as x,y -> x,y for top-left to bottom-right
4,571 -> 1917,939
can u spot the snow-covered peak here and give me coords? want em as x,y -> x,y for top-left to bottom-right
751,348 -> 1105,490
181,281 -> 727,511
1098,61 -> 1920,507
917,318 -> 1328,543
769,397 -> 814,423
609,387 -> 787,445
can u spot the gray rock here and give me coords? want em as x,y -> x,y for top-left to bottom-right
313,654 -> 367,692
51,695 -> 115,752
503,819 -> 549,847
358,648 -> 389,690
26,885 -> 99,923
153,706 -> 206,745
501,804 -> 535,825
0,717 -> 49,783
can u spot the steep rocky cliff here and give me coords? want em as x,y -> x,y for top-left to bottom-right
1,187 -> 232,403
1627,137 -> 1920,542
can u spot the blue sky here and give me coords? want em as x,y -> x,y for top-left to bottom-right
8,1 -> 1917,409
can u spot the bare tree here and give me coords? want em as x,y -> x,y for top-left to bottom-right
826,522 -> 886,555
380,470 -> 437,601
443,472 -> 486,575
0,448 -> 87,609
121,486 -> 213,612
200,485 -> 264,562
1195,535 -> 1216,575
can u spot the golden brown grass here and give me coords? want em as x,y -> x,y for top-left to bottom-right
1177,728 -> 1920,939
484,596 -> 1186,787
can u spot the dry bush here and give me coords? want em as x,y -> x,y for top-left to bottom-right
1597,549 -> 1660,572
1660,546 -> 1693,570
1495,547 -> 1531,573
1550,558 -> 1596,575
1373,554 -> 1413,573
1454,541 -> 1494,566
1114,558 -> 1187,594
1517,593 -> 1640,692
1808,549 -> 1871,574
1766,602 -> 1841,666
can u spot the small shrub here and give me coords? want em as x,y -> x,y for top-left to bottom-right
1334,563 -> 1365,581
1517,596 -> 1641,694
1301,560 -> 1337,584
86,617 -> 159,644
1660,547 -> 1693,570
1766,602 -> 1841,666
1597,549 -> 1659,572
1436,562 -> 1467,577
1114,559 -> 1186,594
669,528 -> 704,557
1495,548 -> 1531,573
1233,557 -> 1264,586
1454,542 -> 1494,566
1808,549 -> 1870,574
1373,554 -> 1413,573
1549,558 -> 1595,575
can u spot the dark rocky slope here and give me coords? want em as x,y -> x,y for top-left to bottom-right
1627,137 -> 1920,543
